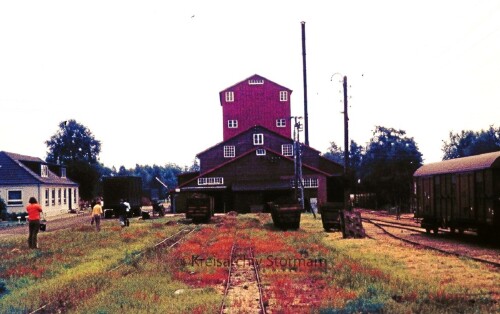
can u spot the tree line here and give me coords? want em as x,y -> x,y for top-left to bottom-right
323,125 -> 499,211
44,120 -> 500,210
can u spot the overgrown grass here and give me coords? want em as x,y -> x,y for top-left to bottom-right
0,213 -> 498,313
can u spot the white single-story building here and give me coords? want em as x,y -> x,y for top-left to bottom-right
0,151 -> 79,217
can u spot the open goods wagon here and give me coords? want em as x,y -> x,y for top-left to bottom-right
320,202 -> 344,231
269,202 -> 301,230
186,193 -> 214,223
413,151 -> 500,240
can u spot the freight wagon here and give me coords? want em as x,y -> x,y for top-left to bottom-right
185,193 -> 214,223
413,151 -> 500,240
102,176 -> 143,218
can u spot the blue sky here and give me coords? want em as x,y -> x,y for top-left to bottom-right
1,1 -> 499,169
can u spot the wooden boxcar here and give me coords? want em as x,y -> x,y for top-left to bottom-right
102,176 -> 143,218
413,151 -> 500,240
185,193 -> 214,223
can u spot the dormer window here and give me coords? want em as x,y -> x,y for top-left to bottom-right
253,133 -> 264,145
41,164 -> 49,177
280,91 -> 288,101
61,167 -> 66,178
225,91 -> 234,102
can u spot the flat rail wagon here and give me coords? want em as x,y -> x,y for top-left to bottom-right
413,151 -> 500,240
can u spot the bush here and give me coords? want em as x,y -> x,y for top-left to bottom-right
0,279 -> 9,297
4,212 -> 27,222
0,197 -> 6,221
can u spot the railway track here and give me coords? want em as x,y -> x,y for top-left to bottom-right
29,225 -> 198,314
220,244 -> 267,314
362,218 -> 500,268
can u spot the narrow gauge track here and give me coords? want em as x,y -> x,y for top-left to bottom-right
363,218 -> 500,268
364,217 -> 438,235
220,244 -> 267,314
29,225 -> 198,314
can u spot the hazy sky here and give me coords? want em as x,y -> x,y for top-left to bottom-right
1,1 -> 499,169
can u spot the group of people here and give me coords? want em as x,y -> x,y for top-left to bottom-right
25,196 -> 132,249
90,198 -> 130,230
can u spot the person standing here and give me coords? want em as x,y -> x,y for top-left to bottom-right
118,199 -> 127,227
91,199 -> 103,231
26,197 -> 43,249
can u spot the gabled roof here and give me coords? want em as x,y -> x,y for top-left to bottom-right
219,74 -> 292,95
0,151 -> 78,186
196,124 -> 322,158
413,151 -> 500,177
180,146 -> 338,189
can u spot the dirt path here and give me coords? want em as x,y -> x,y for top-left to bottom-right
0,213 -> 92,239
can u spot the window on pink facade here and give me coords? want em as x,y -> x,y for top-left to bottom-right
225,91 -> 234,102
280,91 -> 288,101
228,120 -> 238,128
276,119 -> 286,127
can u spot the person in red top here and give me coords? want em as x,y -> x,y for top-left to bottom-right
26,197 -> 43,249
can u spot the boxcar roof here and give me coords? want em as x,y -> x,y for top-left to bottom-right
414,151 -> 500,177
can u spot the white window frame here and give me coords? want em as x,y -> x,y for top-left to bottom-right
61,168 -> 66,178
224,145 -> 235,158
228,120 -> 238,128
64,188 -> 67,205
282,144 -> 293,156
276,119 -> 286,128
52,189 -> 56,206
7,190 -> 22,206
280,91 -> 288,101
290,178 -> 319,188
248,79 -> 264,85
41,164 -> 49,177
45,189 -> 49,206
256,149 -> 266,156
253,133 -> 264,145
198,177 -> 224,185
225,91 -> 234,102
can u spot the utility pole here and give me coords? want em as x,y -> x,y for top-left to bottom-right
343,76 -> 349,176
301,21 -> 309,146
291,116 -> 305,210
342,76 -> 350,210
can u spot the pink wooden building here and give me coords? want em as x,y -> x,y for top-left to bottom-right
219,74 -> 292,141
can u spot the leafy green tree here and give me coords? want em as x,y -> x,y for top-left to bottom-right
66,160 -> 101,200
45,119 -> 102,201
323,141 -> 344,165
442,125 -> 500,160
111,163 -> 183,199
45,120 -> 101,164
360,126 -> 422,209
